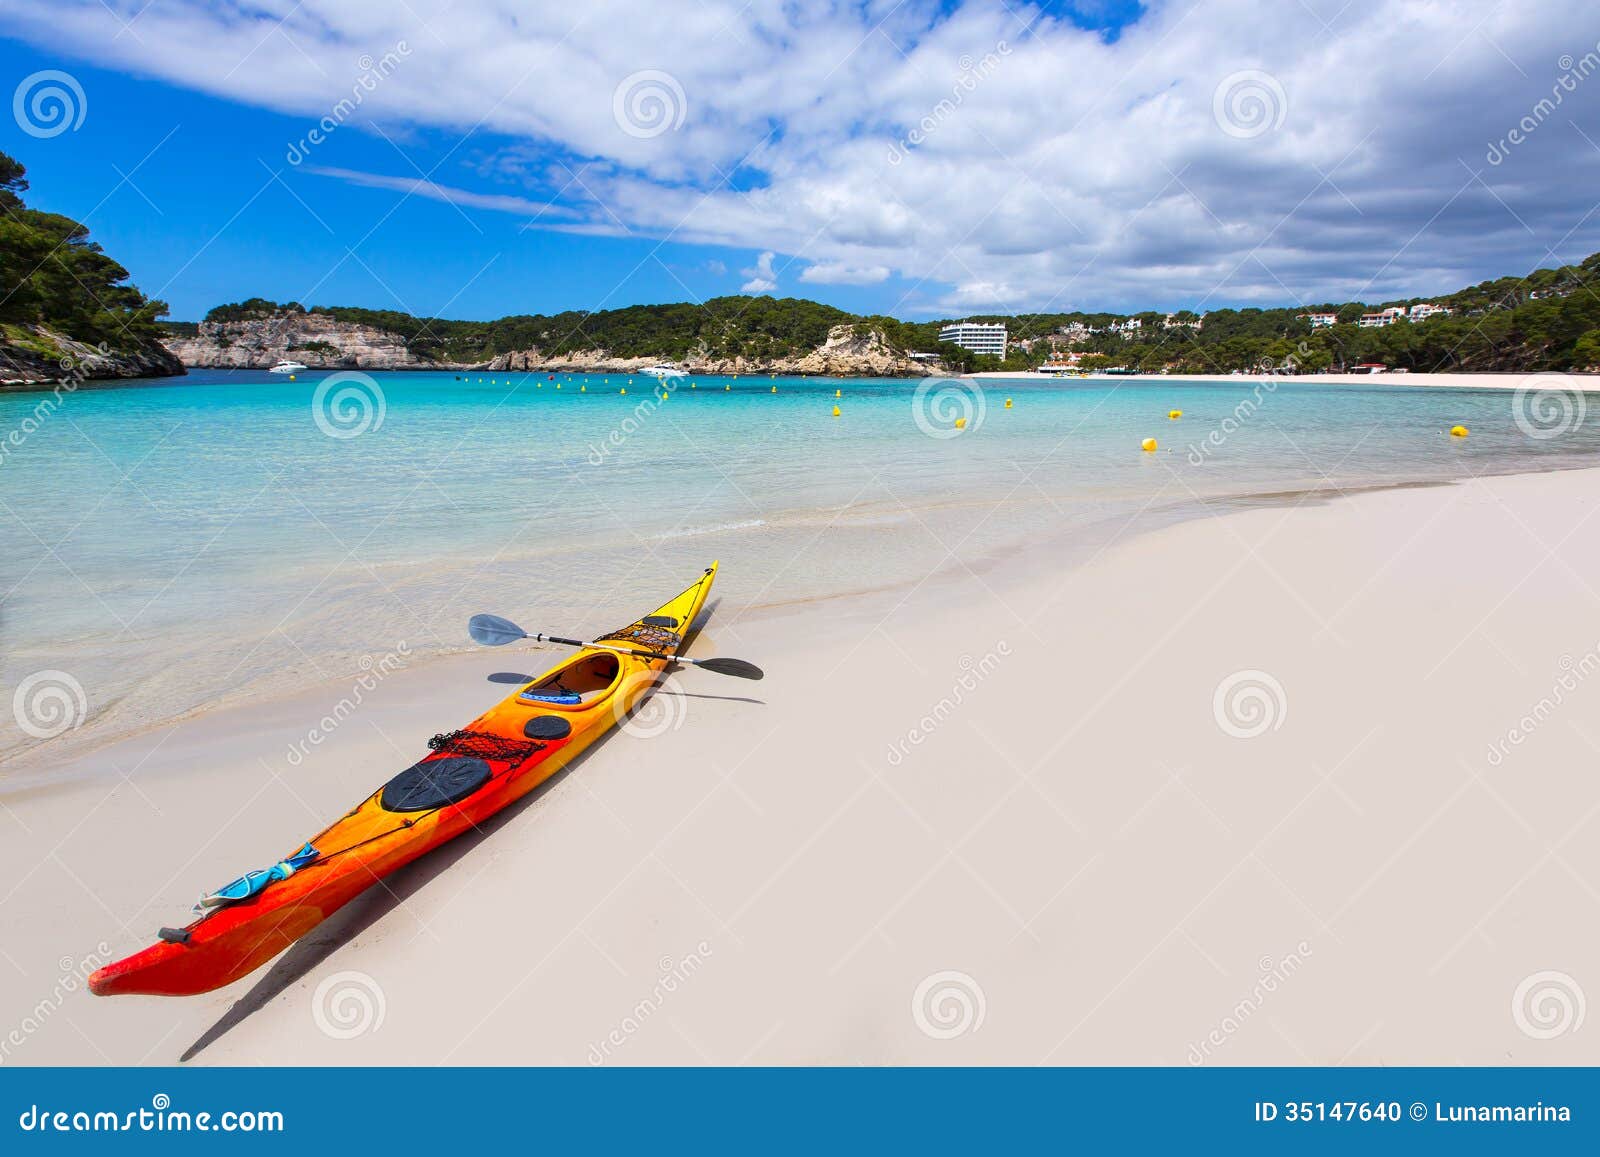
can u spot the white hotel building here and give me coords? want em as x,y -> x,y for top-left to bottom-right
937,322 -> 1008,357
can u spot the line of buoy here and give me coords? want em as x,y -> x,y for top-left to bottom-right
1141,437 -> 1158,452
1450,425 -> 1469,437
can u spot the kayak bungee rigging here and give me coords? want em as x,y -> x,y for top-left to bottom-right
90,563 -> 755,998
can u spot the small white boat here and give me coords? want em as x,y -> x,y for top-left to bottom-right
268,360 -> 309,374
640,363 -> 688,379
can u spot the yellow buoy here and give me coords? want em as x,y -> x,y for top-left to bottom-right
620,387 -> 627,395
1004,398 -> 1012,409
1168,409 -> 1182,419
289,374 -> 296,381
1450,424 -> 1469,437
556,383 -> 561,389
1141,437 -> 1158,452
771,385 -> 777,393
580,385 -> 586,392
724,384 -> 730,391
955,417 -> 967,430
832,405 -> 841,417
834,388 -> 841,398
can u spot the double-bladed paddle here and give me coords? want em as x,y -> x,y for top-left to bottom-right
468,613 -> 764,680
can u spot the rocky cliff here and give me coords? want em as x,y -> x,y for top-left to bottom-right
163,313 -> 442,370
485,324 -> 945,377
0,326 -> 184,385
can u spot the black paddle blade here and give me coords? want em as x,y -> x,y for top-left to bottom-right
694,657 -> 764,680
468,613 -> 528,647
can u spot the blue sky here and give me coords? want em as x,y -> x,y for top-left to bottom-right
3,1 -> 1597,323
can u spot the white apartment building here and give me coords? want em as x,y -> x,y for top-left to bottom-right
1301,312 -> 1339,328
1358,307 -> 1408,328
937,322 -> 1008,357
1408,302 -> 1453,320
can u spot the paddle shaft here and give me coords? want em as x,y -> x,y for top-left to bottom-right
536,633 -> 687,667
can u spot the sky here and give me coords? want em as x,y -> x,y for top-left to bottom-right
2,0 -> 1598,323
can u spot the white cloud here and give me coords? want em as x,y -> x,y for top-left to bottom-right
800,262 -> 891,285
740,250 -> 777,293
304,166 -> 577,219
8,0 -> 1600,310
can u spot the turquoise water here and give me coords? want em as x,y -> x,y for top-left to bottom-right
3,368 -> 1598,766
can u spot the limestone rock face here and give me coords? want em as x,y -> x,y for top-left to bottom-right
163,313 -> 433,369
487,325 -> 945,378
0,326 -> 184,384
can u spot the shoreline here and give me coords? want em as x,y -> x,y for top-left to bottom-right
9,455 -> 1592,784
4,465 -> 1600,1064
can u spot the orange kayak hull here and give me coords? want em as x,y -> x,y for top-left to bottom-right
90,564 -> 718,997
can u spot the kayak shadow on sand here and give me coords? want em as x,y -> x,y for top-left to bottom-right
179,593 -> 751,1062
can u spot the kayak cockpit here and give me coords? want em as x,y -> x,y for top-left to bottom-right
517,651 -> 623,710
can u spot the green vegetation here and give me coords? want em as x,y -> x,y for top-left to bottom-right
0,151 -> 170,353
193,249 -> 1600,374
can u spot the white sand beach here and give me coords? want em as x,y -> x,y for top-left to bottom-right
4,467 -> 1599,1065
971,370 -> 1600,391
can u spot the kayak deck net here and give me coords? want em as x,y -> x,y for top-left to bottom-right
426,729 -> 546,763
